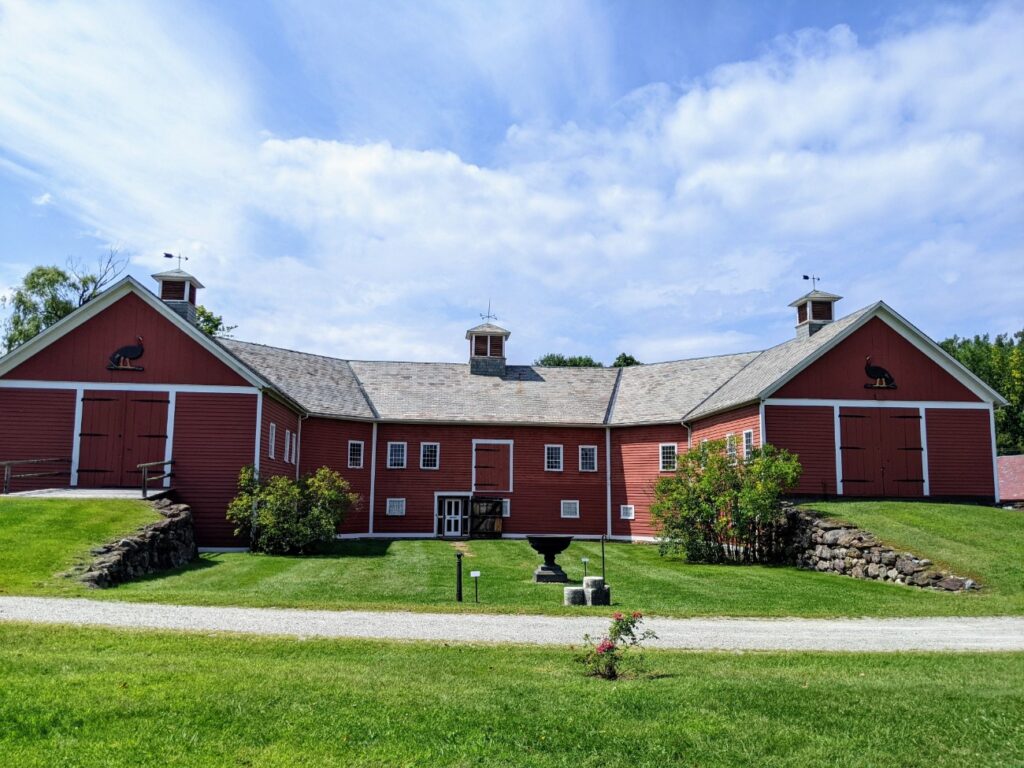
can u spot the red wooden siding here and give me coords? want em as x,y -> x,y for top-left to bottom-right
0,388 -> 75,491
925,408 -> 995,497
260,395 -> 300,479
298,418 -> 373,534
838,407 -> 923,497
4,293 -> 248,386
764,405 -> 837,496
690,405 -> 760,454
172,392 -> 257,546
610,424 -> 688,538
371,424 -> 607,536
77,390 -> 168,487
774,317 -> 979,402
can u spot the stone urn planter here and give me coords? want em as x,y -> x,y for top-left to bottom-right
527,535 -> 573,583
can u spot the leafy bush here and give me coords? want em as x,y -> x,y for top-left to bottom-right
226,466 -> 358,554
650,440 -> 801,564
578,612 -> 657,680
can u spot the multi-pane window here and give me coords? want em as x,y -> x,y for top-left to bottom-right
726,434 -> 737,464
387,442 -> 407,469
502,499 -> 511,518
420,442 -> 440,470
620,504 -> 635,520
659,443 -> 677,472
743,430 -> 755,460
292,432 -> 298,465
560,499 -> 580,518
545,444 -> 563,472
348,440 -> 364,469
268,423 -> 277,459
579,445 -> 598,472
284,429 -> 292,464
386,498 -> 406,516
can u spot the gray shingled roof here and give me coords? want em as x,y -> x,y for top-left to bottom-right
349,361 -> 618,424
221,339 -> 376,419
610,353 -> 760,425
686,304 -> 875,420
217,303 -> 883,425
465,322 -> 511,338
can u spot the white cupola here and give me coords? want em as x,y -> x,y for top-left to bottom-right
466,322 -> 510,376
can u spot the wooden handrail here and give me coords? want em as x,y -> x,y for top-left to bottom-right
1,458 -> 71,494
140,459 -> 175,499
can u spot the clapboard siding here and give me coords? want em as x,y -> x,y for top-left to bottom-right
0,388 -> 76,491
298,418 -> 374,534
610,424 -> 689,538
926,408 -> 995,497
261,395 -> 301,479
764,405 -> 837,496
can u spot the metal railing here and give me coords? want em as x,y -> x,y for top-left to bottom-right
139,459 -> 174,499
1,457 -> 71,494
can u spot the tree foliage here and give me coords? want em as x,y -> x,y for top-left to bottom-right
650,440 -> 802,564
940,329 -> 1024,455
195,304 -> 237,338
1,250 -> 126,353
611,353 -> 641,367
226,465 -> 358,554
534,353 -> 604,367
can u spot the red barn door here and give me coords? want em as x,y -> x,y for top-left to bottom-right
77,390 -> 168,487
473,441 -> 511,493
840,407 -> 924,497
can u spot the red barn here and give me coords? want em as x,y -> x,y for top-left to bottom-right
0,274 -> 1006,546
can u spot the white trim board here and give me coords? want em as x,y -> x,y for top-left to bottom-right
0,380 -> 258,395
764,398 -> 992,410
69,386 -> 84,487
432,490 -> 473,537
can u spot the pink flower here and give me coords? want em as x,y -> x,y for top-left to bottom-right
596,638 -> 615,655
612,612 -> 624,621
632,611 -> 643,620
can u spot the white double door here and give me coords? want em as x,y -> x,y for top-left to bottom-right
443,497 -> 464,537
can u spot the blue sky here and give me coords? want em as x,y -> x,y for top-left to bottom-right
1,0 -> 1021,364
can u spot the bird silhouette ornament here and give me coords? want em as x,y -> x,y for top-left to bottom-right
864,356 -> 896,389
108,336 -> 145,371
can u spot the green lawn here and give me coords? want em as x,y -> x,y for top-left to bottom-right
1,497 -> 1021,617
0,623 -> 1021,768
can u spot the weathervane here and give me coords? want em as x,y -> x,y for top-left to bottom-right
480,300 -> 498,322
802,274 -> 821,290
164,252 -> 189,270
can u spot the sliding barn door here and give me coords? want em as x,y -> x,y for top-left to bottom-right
76,390 -> 168,487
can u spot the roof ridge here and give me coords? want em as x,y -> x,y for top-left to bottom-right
344,360 -> 380,419
603,367 -> 624,425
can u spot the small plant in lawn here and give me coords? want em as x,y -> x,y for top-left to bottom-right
226,466 -> 358,554
578,611 -> 657,680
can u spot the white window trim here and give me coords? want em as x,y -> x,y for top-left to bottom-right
659,443 -> 677,472
726,433 -> 737,464
348,440 -> 364,470
385,498 -> 406,516
560,499 -> 580,518
420,442 -> 441,470
545,444 -> 564,472
292,432 -> 298,466
578,445 -> 598,472
268,423 -> 277,460
284,429 -> 292,464
387,441 -> 407,469
502,498 -> 510,518
742,429 -> 754,459
620,504 -> 635,520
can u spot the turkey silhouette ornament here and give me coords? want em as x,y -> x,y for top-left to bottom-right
864,356 -> 896,389
108,336 -> 145,371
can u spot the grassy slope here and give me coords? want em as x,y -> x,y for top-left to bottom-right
1,498 -> 1021,617
1,623 -> 1021,768
0,498 -> 159,595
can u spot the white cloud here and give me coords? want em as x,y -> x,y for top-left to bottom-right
31,192 -> 51,205
0,0 -> 1021,363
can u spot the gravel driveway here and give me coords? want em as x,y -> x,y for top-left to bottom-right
1,597 -> 1022,651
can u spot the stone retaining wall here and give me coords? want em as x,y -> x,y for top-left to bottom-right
786,508 -> 977,592
80,499 -> 197,588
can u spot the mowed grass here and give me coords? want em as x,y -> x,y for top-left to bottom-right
1,623 -> 1022,768
0,498 -> 159,595
1,497 -> 1021,617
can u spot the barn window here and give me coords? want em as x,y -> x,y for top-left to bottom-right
268,423 -> 277,459
284,430 -> 292,463
620,504 -> 635,520
726,434 -> 737,464
420,442 -> 440,470
579,445 -> 598,472
502,499 -> 511,518
386,498 -> 406,516
545,445 -> 563,472
387,442 -> 407,469
560,500 -> 580,518
743,430 -> 754,459
659,443 -> 677,472
292,432 -> 298,465
348,440 -> 364,469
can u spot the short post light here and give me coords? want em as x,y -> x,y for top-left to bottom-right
456,551 -> 464,602
581,557 -> 589,579
470,570 -> 481,603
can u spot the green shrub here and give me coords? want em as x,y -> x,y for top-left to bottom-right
650,440 -> 801,563
226,466 -> 358,554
